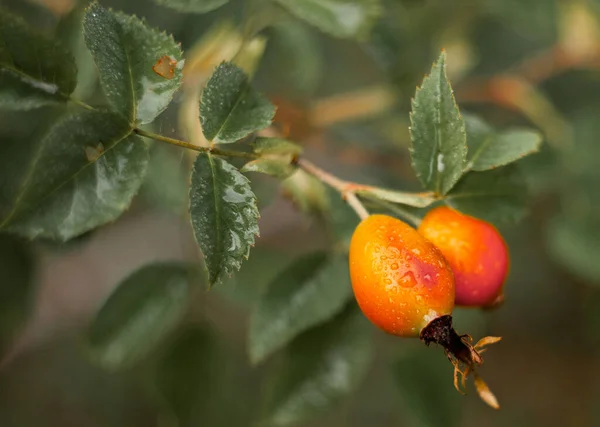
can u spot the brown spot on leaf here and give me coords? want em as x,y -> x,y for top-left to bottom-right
85,143 -> 105,162
153,55 -> 177,80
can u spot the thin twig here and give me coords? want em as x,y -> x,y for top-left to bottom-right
134,128 -> 258,160
297,158 -> 370,220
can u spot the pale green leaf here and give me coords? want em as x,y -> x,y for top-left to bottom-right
410,51 -> 467,195
248,253 -> 352,364
252,137 -> 303,156
156,326 -> 220,424
464,114 -> 543,171
87,262 -> 195,370
0,110 -> 148,241
83,2 -> 183,124
241,158 -> 296,179
261,305 -> 373,427
356,187 -> 436,208
274,0 -> 381,40
444,165 -> 528,225
394,350 -> 461,427
0,7 -> 77,109
189,153 -> 260,286
154,0 -> 229,13
0,235 -> 35,356
200,62 -> 275,143
281,169 -> 329,216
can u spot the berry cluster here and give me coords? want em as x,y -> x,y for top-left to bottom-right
349,207 -> 508,409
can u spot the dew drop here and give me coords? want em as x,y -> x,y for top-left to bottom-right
411,248 -> 421,255
381,256 -> 388,261
390,263 -> 399,270
400,271 -> 417,287
424,274 -> 431,281
384,278 -> 392,285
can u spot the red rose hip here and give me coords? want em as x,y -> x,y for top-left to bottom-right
418,206 -> 509,308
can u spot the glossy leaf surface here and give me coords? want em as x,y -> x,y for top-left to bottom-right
189,153 -> 260,286
0,110 -> 148,241
464,114 -> 542,171
410,51 -> 467,195
200,62 -> 275,143
84,2 -> 183,124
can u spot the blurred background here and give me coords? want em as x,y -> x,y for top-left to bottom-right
2,0 -> 600,426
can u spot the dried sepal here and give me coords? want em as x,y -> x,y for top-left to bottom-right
474,373 -> 500,410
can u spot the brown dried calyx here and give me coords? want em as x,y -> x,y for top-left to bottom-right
420,315 -> 502,409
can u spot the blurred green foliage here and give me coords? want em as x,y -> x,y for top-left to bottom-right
2,0 -> 600,426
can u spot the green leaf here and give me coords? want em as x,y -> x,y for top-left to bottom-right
356,187 -> 436,208
273,0 -> 381,40
252,137 -> 303,156
281,169 -> 329,216
189,153 -> 260,287
444,165 -> 528,225
0,7 -> 77,109
200,62 -> 275,144
410,51 -> 467,195
261,305 -> 372,427
464,114 -> 543,171
248,253 -> 352,364
156,326 -> 220,424
87,262 -> 195,371
153,0 -> 229,13
547,215 -> 600,285
0,235 -> 35,356
83,2 -> 183,124
241,158 -> 296,179
0,110 -> 148,241
394,349 -> 461,427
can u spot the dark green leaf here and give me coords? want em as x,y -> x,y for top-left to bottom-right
83,2 -> 183,124
0,235 -> 35,357
394,349 -> 462,427
464,114 -> 543,171
410,51 -> 467,195
547,215 -> 600,285
156,326 -> 220,424
241,158 -> 296,179
87,262 -> 195,371
356,187 -> 436,208
189,153 -> 260,286
273,0 -> 381,40
249,253 -> 352,364
444,165 -> 528,225
154,0 -> 229,13
0,7 -> 77,109
0,110 -> 148,241
261,305 -> 373,427
200,62 -> 275,143
252,137 -> 303,156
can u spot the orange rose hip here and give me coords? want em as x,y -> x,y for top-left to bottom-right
349,214 -> 502,409
418,206 -> 509,307
349,214 -> 455,336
